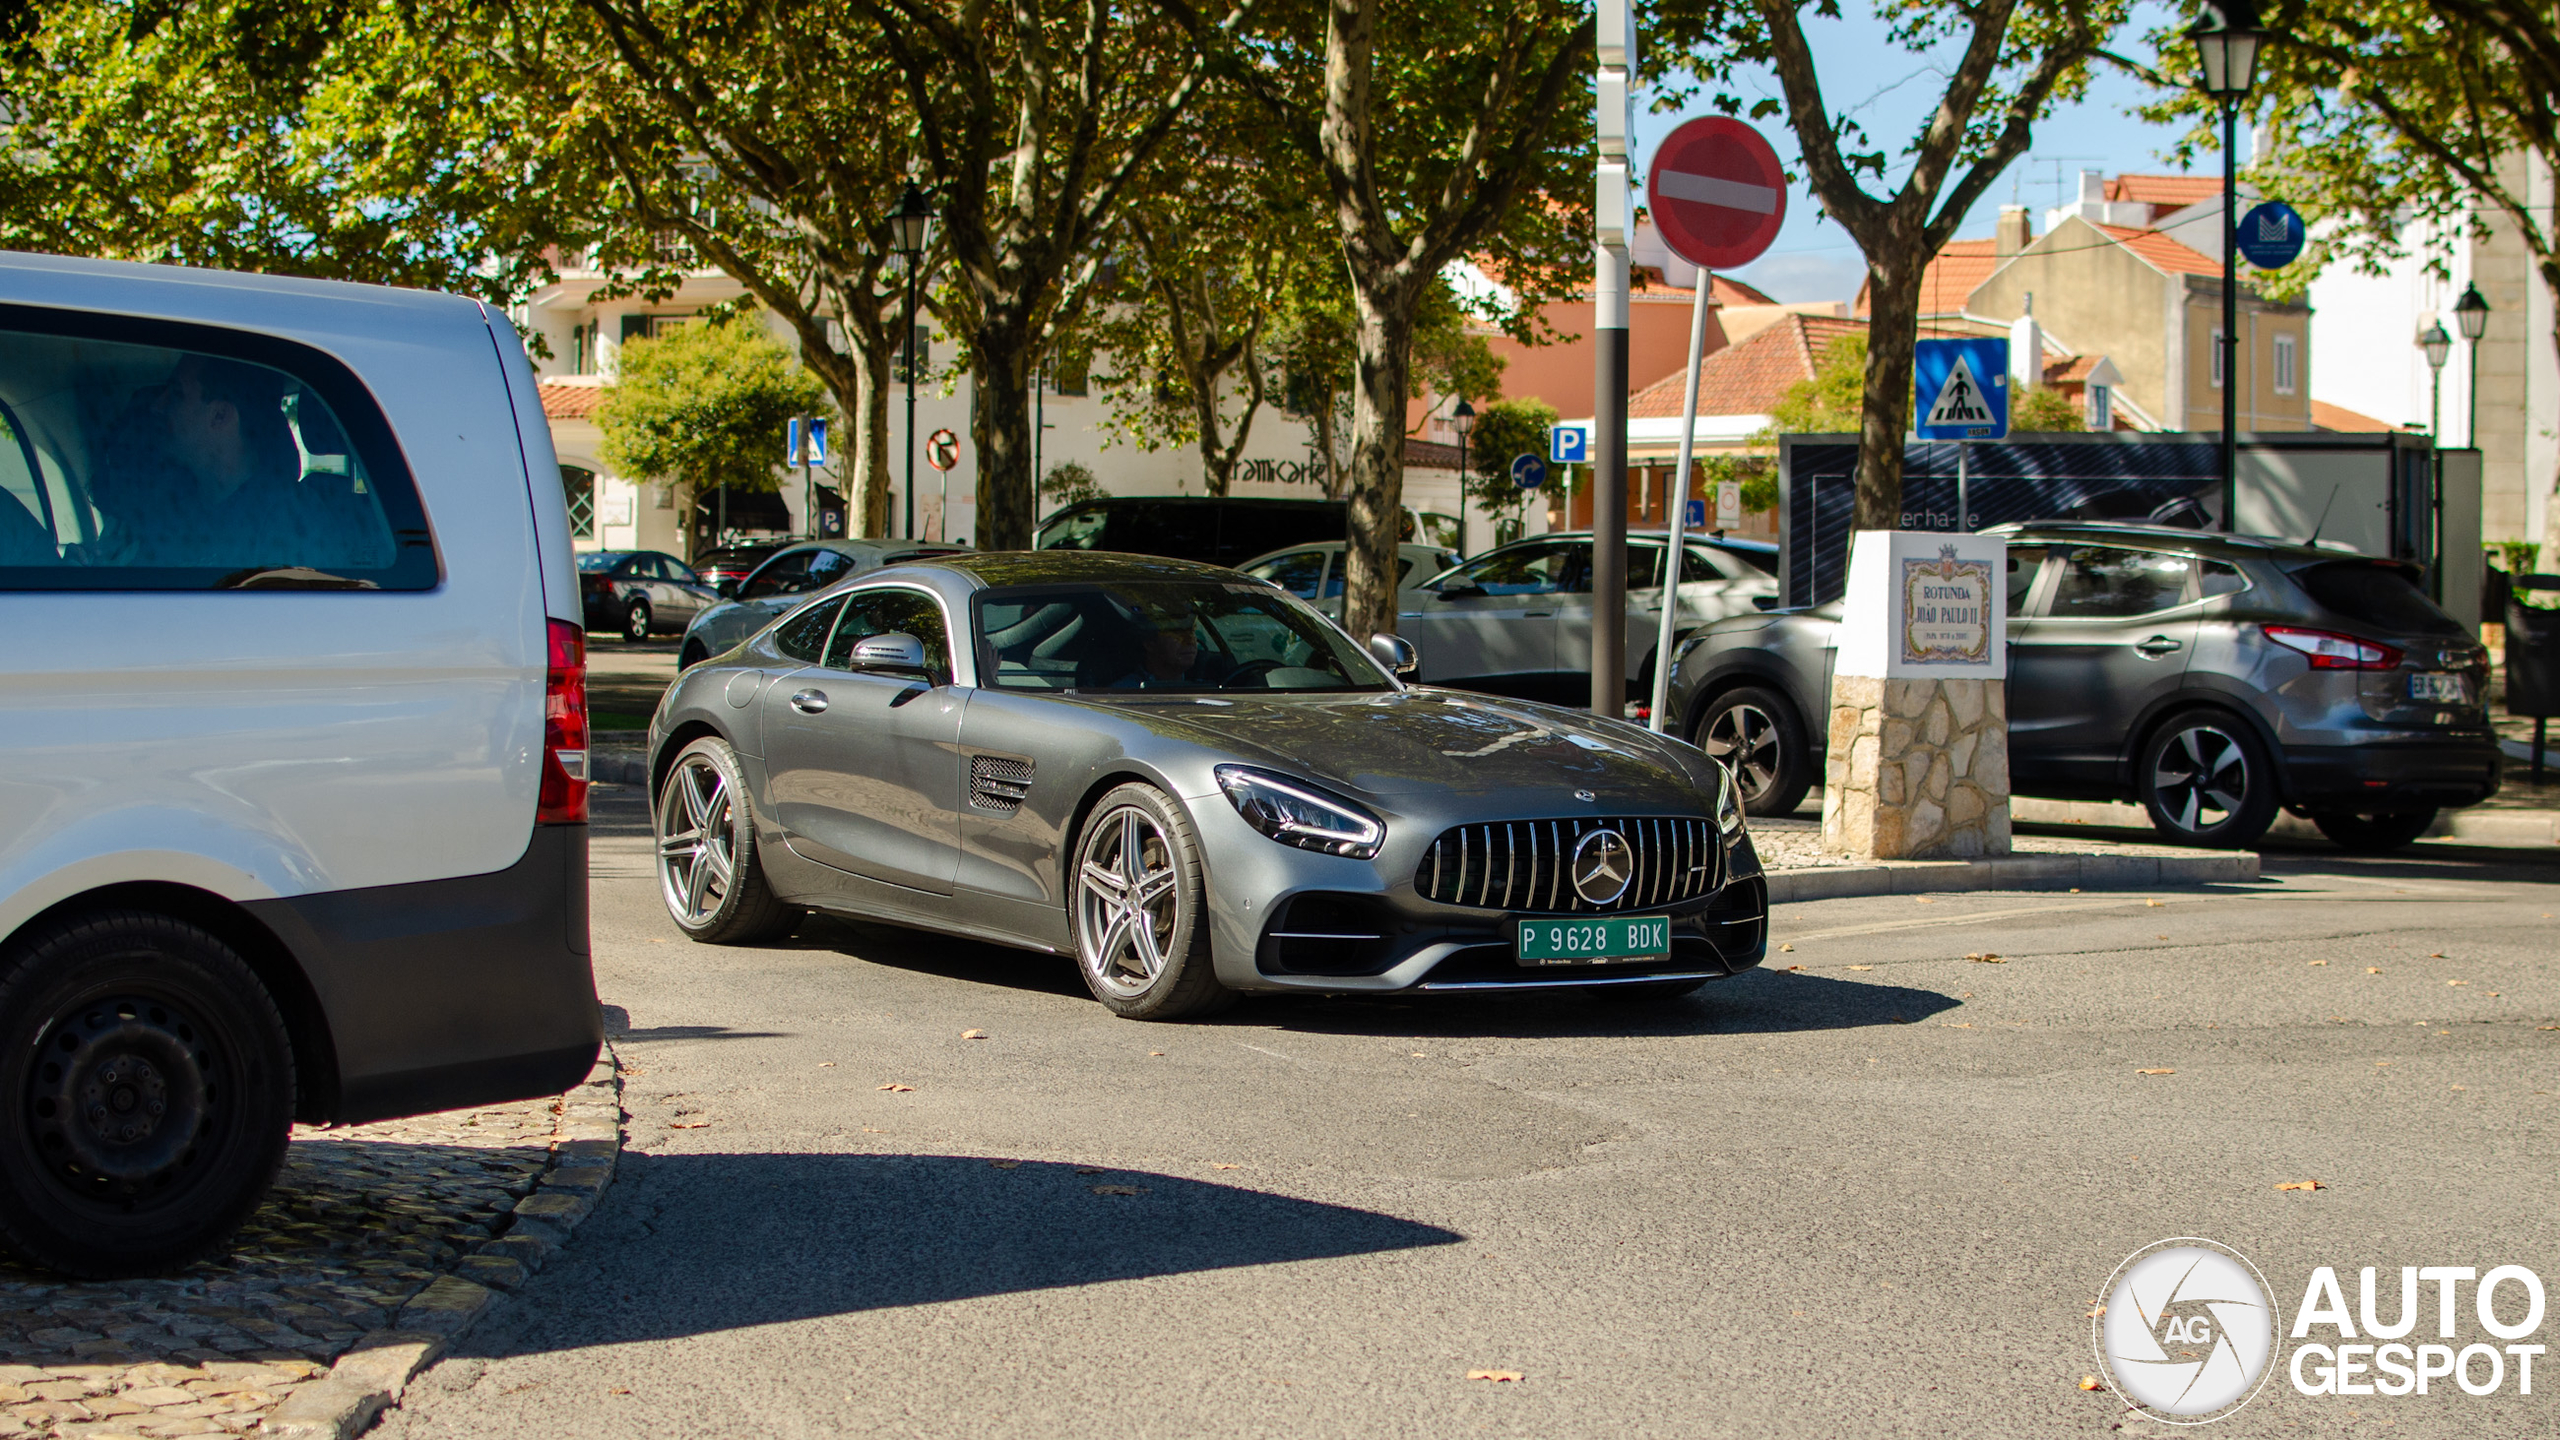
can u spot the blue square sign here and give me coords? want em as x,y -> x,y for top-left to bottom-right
1913,337 -> 2009,441
1549,423 -> 1590,465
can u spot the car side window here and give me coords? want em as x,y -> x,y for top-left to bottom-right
2046,546 -> 2194,618
1677,546 -> 1733,584
803,548 -> 854,589
1447,541 -> 1577,596
2200,559 -> 2246,598
0,314 -> 433,590
2005,545 -> 2048,613
772,596 -> 844,663
1243,549 -> 1327,599
1322,556 -> 1415,598
826,588 -> 952,678
738,551 -> 812,600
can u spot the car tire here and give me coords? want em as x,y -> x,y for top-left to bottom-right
2311,807 -> 2439,853
655,737 -> 802,945
622,599 -> 652,642
2136,710 -> 2278,849
678,639 -> 708,670
1070,784 -> 1234,1021
1690,686 -> 1813,818
0,910 -> 295,1279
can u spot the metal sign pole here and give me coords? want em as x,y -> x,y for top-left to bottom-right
1956,441 -> 1969,533
1647,274 -> 1713,733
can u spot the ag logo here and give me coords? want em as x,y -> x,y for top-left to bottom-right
1570,828 -> 1633,905
2096,1238 -> 2280,1423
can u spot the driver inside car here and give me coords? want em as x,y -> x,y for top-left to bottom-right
1106,604 -> 1234,690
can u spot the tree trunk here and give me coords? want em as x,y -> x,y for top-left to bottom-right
1339,277 -> 1417,640
1854,253 -> 1928,532
971,315 -> 1038,550
855,343 -> 894,538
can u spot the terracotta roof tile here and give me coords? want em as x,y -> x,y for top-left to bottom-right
2104,174 -> 2220,210
2044,355 -> 2100,385
539,378 -> 608,420
2311,399 -> 2402,433
1626,313 -> 1868,418
2095,224 -> 2221,277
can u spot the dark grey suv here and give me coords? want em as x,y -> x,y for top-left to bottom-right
1665,522 -> 2500,850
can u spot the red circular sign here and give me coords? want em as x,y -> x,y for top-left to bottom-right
925,428 -> 959,472
1648,117 -> 1787,271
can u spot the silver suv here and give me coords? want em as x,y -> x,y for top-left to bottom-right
1666,522 -> 2499,850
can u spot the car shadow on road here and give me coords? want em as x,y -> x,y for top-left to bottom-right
459,1153 -> 1461,1356
1250,967 -> 1962,1040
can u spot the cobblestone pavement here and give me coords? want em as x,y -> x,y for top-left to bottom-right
0,1063 -> 615,1440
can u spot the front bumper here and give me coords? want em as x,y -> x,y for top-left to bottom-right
2281,738 -> 2503,810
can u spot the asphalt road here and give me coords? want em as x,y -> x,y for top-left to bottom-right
382,789 -> 2560,1439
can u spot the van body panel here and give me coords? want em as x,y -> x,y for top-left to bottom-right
482,308 -> 581,626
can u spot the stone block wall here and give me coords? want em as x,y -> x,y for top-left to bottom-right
1820,676 -> 2012,859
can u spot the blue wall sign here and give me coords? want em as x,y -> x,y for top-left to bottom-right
2237,201 -> 2306,270
1549,423 -> 1590,465
1913,337 -> 2010,442
1511,453 -> 1548,490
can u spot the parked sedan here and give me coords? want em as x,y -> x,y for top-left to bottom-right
677,538 -> 966,667
1666,521 -> 2500,850
579,549 -> 723,641
648,552 -> 1765,1018
693,540 -> 798,593
1394,531 -> 1778,702
1237,541 -> 1460,614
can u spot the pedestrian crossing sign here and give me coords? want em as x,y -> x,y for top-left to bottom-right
1913,337 -> 2009,441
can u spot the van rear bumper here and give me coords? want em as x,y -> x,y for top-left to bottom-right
246,824 -> 602,1125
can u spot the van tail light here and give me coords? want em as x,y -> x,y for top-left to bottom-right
540,618 -> 590,823
2262,624 -> 2402,671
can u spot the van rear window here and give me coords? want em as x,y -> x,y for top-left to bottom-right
0,305 -> 436,591
2295,561 -> 2465,636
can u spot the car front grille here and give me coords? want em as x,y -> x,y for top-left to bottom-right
1415,816 -> 1719,914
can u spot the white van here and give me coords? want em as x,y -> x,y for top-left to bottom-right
0,253 -> 602,1277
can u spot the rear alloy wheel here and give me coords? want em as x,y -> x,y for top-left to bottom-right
622,599 -> 653,642
0,911 -> 294,1278
2137,712 -> 2277,848
656,737 -> 802,944
1071,784 -> 1233,1020
2312,807 -> 2439,853
1692,686 -> 1812,817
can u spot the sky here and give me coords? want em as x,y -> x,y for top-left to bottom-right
1637,3 -> 2213,304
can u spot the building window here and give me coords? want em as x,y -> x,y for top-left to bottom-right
2210,329 -> 2224,389
619,314 -> 693,345
561,465 -> 596,541
2273,334 -> 2297,394
2087,383 -> 2113,430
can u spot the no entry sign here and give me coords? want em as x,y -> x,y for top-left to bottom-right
1648,117 -> 1787,271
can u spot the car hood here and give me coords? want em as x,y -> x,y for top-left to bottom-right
1079,688 -> 1714,802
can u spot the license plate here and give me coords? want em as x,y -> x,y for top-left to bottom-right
2409,672 -> 2468,703
1517,914 -> 1671,966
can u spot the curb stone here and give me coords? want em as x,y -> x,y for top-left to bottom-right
1764,848 -> 2257,903
262,1043 -> 625,1440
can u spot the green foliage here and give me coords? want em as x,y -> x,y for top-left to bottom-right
1039,460 -> 1104,508
1460,397 -> 1558,512
2011,387 -> 2084,432
2493,541 -> 2542,576
1700,453 -> 1779,516
598,314 -> 830,501
1768,333 -> 1868,434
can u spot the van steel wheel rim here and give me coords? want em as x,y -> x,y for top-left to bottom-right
26,995 -> 217,1206
2153,723 -> 2249,832
1703,702 -> 1781,800
658,755 -> 741,925
1076,807 -> 1181,998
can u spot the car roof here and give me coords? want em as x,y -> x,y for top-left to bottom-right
1986,520 -> 2385,566
911,550 -> 1243,588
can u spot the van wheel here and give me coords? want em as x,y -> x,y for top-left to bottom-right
656,737 -> 802,944
2137,711 -> 2277,848
2312,808 -> 2438,853
0,911 -> 295,1278
1691,686 -> 1812,817
622,599 -> 653,642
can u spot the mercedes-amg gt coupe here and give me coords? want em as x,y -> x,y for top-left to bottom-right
646,552 -> 1766,1019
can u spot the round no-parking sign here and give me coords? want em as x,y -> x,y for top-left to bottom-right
925,428 -> 960,472
1648,117 -> 1788,271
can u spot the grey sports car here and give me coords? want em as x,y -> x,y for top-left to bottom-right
646,552 -> 1767,1019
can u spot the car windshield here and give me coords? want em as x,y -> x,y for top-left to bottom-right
575,553 -> 626,573
974,580 -> 1393,693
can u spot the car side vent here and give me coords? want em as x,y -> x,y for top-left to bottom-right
969,756 -> 1034,813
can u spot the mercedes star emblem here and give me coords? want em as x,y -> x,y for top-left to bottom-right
1570,828 -> 1635,905
1574,789 -> 1596,802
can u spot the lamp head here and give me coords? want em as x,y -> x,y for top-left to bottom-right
2419,320 -> 2453,372
2453,282 -> 2490,341
2185,0 -> 2268,101
889,184 -> 936,258
1451,398 -> 1476,438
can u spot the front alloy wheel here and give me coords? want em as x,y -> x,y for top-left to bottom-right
1071,784 -> 1231,1020
2137,712 -> 2277,848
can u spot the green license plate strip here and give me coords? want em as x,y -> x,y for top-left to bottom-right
1516,914 -> 1672,966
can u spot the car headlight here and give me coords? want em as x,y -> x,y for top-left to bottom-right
1215,766 -> 1384,859
1714,763 -> 1745,838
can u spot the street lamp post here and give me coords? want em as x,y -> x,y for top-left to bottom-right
2420,320 -> 2452,438
2188,2 -> 2267,533
2453,280 -> 2490,446
888,185 -> 936,541
1450,398 -> 1476,559
2421,320 -> 2452,599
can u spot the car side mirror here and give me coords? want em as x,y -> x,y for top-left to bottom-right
1368,632 -> 1420,678
850,632 -> 931,677
1751,595 -> 1780,611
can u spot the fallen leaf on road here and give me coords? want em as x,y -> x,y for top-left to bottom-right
2449,979 -> 2470,987
1786,964 -> 1804,972
1212,1163 -> 1241,1170
609,1387 -> 631,1395
2540,1026 -> 2560,1031
1779,943 -> 1794,952
2275,1180 -> 2324,1191
817,1062 -> 835,1068
1091,1185 -> 1146,1196
2368,967 -> 2383,974
1467,1370 -> 1524,1383
2430,952 -> 2446,958
961,1029 -> 987,1039
2079,1375 -> 2105,1391
2452,1085 -> 2467,1091
2308,960 -> 2328,966
989,1159 -> 1020,1169
2375,1061 -> 2393,1067
669,1120 -> 709,1129
1849,964 -> 1875,971
1915,898 -> 1936,905
2087,1305 -> 2106,1319
2145,898 -> 2163,908
1942,1022 -> 1974,1029
861,1126 -> 886,1133
2137,1068 -> 2175,1075
1967,953 -> 2005,964
877,1083 -> 915,1092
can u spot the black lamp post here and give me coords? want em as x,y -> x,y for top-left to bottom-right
2420,320 -> 2453,437
888,185 -> 936,540
2188,1 -> 2268,533
2453,280 -> 2490,446
1451,398 -> 1476,558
